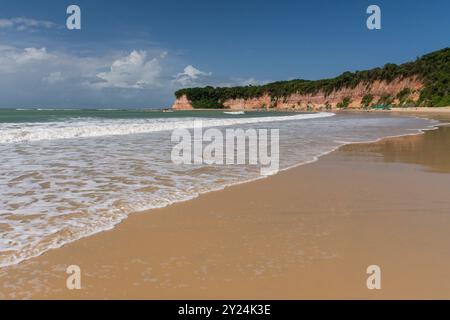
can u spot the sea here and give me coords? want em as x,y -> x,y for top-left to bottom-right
0,108 -> 438,267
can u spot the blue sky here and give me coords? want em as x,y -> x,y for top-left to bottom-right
0,0 -> 449,108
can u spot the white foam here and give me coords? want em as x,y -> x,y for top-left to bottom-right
0,112 -> 334,144
0,113 -> 438,268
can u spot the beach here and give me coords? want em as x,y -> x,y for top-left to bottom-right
391,107 -> 450,114
0,112 -> 449,299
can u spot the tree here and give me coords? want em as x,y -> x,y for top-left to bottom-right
175,48 -> 450,108
337,97 -> 351,109
361,94 -> 374,108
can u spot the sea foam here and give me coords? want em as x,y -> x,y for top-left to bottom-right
0,112 -> 334,144
0,112 -> 439,267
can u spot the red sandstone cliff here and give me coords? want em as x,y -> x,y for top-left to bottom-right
171,94 -> 194,110
172,77 -> 423,111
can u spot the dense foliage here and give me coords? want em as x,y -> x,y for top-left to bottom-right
337,97 -> 351,109
175,48 -> 450,108
361,94 -> 374,108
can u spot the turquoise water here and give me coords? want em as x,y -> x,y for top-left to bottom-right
0,108 -> 298,123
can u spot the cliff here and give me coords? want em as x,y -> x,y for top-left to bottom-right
171,94 -> 194,110
173,77 -> 423,111
172,48 -> 450,110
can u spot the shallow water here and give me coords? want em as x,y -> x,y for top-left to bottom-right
0,109 -> 438,267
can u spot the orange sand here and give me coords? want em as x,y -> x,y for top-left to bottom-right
1,116 -> 450,300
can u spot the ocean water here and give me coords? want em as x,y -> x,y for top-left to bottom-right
0,109 -> 438,267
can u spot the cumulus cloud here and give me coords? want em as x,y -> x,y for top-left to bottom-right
0,46 -> 55,73
15,47 -> 53,63
0,44 -> 264,108
0,46 -> 103,80
0,17 -> 57,31
0,46 -> 176,107
93,50 -> 165,89
173,65 -> 212,86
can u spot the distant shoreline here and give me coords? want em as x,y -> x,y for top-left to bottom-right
169,106 -> 450,114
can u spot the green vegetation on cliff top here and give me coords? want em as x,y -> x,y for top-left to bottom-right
175,48 -> 450,108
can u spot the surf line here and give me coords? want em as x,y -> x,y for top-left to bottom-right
171,120 -> 280,176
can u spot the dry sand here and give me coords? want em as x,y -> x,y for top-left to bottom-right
1,115 -> 450,300
391,106 -> 450,113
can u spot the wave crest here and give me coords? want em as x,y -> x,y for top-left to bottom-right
0,112 -> 335,144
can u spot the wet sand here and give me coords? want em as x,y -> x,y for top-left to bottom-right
1,115 -> 450,300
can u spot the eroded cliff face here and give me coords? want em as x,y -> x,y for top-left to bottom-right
171,94 -> 194,110
172,77 -> 423,111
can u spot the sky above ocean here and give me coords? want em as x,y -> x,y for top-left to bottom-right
0,0 -> 449,108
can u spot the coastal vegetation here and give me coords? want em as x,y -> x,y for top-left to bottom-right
337,97 -> 351,109
361,94 -> 374,109
175,48 -> 450,109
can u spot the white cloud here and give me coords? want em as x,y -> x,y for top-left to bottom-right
93,50 -> 164,89
43,71 -> 65,84
0,46 -> 56,73
0,17 -> 57,31
0,44 -> 265,108
14,47 -> 52,63
0,20 -> 13,28
0,45 -> 176,107
173,65 -> 212,86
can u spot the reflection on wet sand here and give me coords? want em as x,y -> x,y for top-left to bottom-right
340,123 -> 450,173
1,115 -> 450,299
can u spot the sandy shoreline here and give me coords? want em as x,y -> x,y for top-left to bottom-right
390,106 -> 450,113
344,106 -> 450,113
169,106 -> 450,113
1,113 -> 450,299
